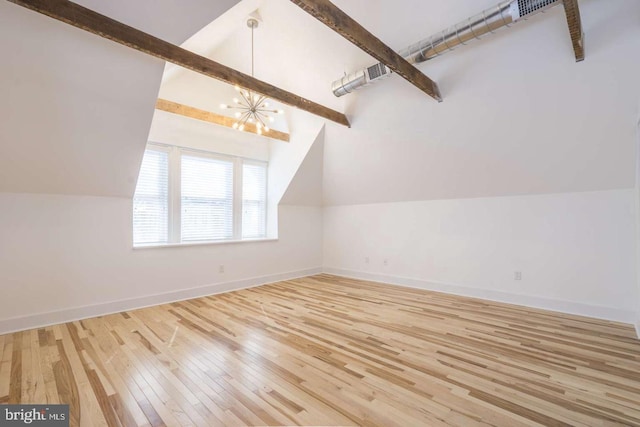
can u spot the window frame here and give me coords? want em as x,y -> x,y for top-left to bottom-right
133,142 -> 268,247
241,159 -> 269,240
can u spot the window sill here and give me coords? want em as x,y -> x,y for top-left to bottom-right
133,237 -> 278,250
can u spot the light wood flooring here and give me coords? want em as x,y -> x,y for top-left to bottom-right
1,274 -> 640,426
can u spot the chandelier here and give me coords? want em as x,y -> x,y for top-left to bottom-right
220,18 -> 283,135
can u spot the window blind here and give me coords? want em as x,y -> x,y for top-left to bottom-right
181,154 -> 234,241
133,149 -> 169,245
242,162 -> 267,239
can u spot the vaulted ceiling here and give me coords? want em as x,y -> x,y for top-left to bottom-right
2,0 -> 639,205
0,0 -> 239,197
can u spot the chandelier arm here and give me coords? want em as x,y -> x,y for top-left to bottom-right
234,111 -> 248,126
244,112 -> 255,125
239,89 -> 252,105
256,115 -> 268,128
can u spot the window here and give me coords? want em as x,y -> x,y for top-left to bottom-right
133,149 -> 169,245
242,162 -> 267,239
181,155 -> 234,241
132,144 -> 267,246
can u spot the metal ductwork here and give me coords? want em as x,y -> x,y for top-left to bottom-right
332,0 -> 561,97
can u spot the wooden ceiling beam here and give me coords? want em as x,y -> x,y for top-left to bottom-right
290,0 -> 442,102
156,99 -> 290,142
6,0 -> 350,127
562,0 -> 585,62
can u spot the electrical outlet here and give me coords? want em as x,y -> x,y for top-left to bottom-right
514,271 -> 522,280
383,259 -> 388,266
219,265 -> 225,274
365,257 -> 370,264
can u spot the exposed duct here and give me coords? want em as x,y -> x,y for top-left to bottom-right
332,0 -> 561,97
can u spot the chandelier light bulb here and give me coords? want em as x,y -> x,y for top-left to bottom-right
234,85 -> 241,92
256,122 -> 262,129
268,116 -> 275,123
220,104 -> 228,109
233,98 -> 239,104
239,124 -> 245,131
264,126 -> 270,132
264,102 -> 269,107
248,117 -> 254,123
277,109 -> 284,114
232,122 -> 239,129
257,128 -> 262,135
235,112 -> 242,118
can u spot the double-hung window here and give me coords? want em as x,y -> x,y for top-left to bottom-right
181,154 -> 234,242
132,148 -> 169,245
242,161 -> 268,239
133,144 -> 267,246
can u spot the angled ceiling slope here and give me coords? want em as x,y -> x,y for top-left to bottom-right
280,126 -> 325,206
0,0 -> 239,197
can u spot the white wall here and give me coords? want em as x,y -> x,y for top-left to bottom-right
267,112 -> 326,236
636,117 -> 640,337
0,193 -> 322,334
324,189 -> 638,322
280,127 -> 325,207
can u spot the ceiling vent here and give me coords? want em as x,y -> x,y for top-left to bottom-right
515,0 -> 559,18
367,63 -> 390,81
333,63 -> 391,96
332,0 -> 561,97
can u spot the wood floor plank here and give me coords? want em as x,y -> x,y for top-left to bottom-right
1,274 -> 639,426
8,331 -> 22,404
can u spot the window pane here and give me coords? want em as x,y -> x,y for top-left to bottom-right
242,162 -> 267,239
181,155 -> 233,241
133,149 -> 169,245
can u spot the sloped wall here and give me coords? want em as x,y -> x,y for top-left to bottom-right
280,127 -> 324,206
316,0 -> 640,207
0,0 -> 239,198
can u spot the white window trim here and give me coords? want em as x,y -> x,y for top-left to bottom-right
133,142 -> 269,248
133,237 -> 278,250
241,158 -> 269,240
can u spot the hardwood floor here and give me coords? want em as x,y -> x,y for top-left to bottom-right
1,274 -> 640,426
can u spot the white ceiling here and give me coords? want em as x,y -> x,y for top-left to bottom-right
74,0 -> 240,45
0,0 -> 239,197
161,0 -> 640,206
320,0 -> 640,205
2,0 -> 639,205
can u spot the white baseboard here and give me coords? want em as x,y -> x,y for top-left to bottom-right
0,267 -> 322,335
323,267 -> 637,324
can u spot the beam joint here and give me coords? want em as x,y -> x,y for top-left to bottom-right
290,0 -> 442,102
